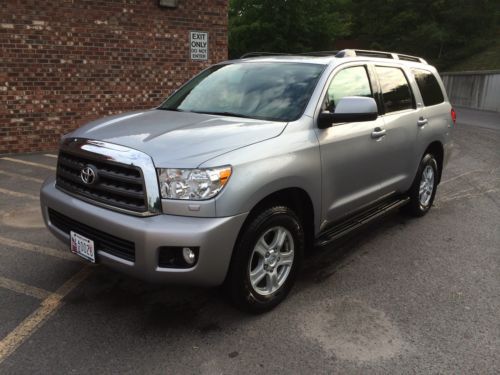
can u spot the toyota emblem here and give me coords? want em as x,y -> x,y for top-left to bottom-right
80,165 -> 98,185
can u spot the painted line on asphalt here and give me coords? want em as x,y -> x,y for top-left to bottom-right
0,170 -> 44,184
0,157 -> 56,171
0,276 -> 50,300
0,235 -> 78,262
43,154 -> 57,159
0,266 -> 91,365
0,188 -> 38,200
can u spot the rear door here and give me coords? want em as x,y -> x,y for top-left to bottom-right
410,68 -> 452,173
373,64 -> 422,195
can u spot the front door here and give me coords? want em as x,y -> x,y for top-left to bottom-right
316,64 -> 392,223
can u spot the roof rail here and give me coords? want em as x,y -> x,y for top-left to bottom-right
336,49 -> 427,64
240,52 -> 290,59
240,51 -> 340,59
239,49 -> 428,64
297,50 -> 339,57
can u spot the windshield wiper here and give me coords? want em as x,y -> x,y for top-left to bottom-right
192,111 -> 254,119
157,107 -> 186,112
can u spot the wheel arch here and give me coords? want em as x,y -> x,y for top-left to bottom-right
232,187 -> 315,256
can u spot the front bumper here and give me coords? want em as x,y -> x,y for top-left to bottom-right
40,176 -> 247,286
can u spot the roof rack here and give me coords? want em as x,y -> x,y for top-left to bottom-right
336,49 -> 427,64
239,49 -> 427,64
297,50 -> 339,57
240,52 -> 290,59
241,51 -> 340,58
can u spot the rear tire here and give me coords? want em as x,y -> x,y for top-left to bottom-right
226,206 -> 304,314
404,153 -> 438,217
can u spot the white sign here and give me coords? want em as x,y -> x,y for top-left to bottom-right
190,31 -> 209,61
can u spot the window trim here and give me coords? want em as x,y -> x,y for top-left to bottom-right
373,64 -> 417,116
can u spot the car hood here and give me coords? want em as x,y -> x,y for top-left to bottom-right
67,109 -> 287,167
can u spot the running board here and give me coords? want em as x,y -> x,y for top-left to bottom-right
315,196 -> 410,247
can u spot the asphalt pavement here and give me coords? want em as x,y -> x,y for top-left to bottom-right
0,108 -> 498,374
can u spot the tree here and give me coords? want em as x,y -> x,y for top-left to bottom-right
229,0 -> 499,69
348,0 -> 498,68
229,0 -> 352,58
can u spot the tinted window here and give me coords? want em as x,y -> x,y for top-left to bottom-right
160,62 -> 325,122
412,69 -> 444,106
325,66 -> 372,111
376,66 -> 414,113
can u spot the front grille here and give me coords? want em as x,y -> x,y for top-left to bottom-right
48,208 -> 136,262
56,150 -> 147,213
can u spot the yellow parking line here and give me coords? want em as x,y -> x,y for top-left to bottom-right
43,154 -> 58,159
0,266 -> 91,365
0,235 -> 78,262
0,276 -> 50,300
0,170 -> 44,184
0,188 -> 38,200
0,157 -> 56,171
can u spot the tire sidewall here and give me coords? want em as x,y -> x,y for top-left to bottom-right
413,154 -> 438,214
228,206 -> 304,313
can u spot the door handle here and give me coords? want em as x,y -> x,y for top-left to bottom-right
371,127 -> 386,139
417,117 -> 428,127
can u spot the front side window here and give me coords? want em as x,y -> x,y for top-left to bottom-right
376,66 -> 414,113
159,62 -> 325,122
412,68 -> 444,107
324,66 -> 373,112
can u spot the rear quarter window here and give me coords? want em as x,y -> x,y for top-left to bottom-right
412,69 -> 444,107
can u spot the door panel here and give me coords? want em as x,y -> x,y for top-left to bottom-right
317,116 -> 391,222
377,110 -> 420,195
375,65 -> 421,195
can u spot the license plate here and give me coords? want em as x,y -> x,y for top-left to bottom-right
70,231 -> 95,263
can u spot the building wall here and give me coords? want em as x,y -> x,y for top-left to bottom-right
0,0 -> 228,154
441,71 -> 500,112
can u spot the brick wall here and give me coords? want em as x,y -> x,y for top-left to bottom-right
0,0 -> 228,154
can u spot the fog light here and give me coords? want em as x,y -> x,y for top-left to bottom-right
182,247 -> 196,265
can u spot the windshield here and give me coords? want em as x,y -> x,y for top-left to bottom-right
159,62 -> 325,122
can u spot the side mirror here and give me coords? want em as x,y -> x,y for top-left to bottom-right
318,96 -> 378,129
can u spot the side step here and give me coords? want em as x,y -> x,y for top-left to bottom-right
315,196 -> 410,247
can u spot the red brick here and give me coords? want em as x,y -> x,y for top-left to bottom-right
0,0 -> 228,154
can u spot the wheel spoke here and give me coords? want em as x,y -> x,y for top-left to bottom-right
276,228 -> 287,250
269,227 -> 286,250
278,251 -> 294,267
250,264 -> 266,286
254,237 -> 268,257
267,271 -> 279,293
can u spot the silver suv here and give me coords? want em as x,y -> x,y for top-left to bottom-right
41,49 -> 455,312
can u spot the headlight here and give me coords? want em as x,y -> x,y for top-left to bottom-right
157,166 -> 232,200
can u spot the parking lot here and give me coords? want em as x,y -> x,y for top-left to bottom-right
0,108 -> 499,374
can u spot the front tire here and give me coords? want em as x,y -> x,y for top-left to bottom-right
404,153 -> 439,217
226,206 -> 304,313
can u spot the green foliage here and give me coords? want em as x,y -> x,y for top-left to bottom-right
349,0 -> 499,68
229,0 -> 499,69
446,39 -> 500,71
229,0 -> 352,58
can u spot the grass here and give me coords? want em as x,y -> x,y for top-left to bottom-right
446,40 -> 500,72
